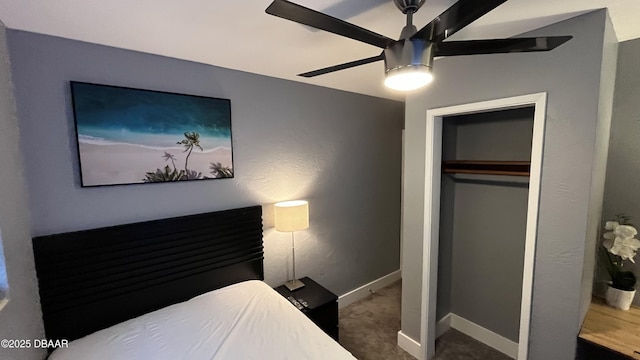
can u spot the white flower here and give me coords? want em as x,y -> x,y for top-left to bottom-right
619,237 -> 640,251
614,225 -> 638,238
603,220 -> 640,263
605,221 -> 620,230
603,238 -> 615,251
609,242 -> 638,262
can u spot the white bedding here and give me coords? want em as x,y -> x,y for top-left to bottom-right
49,280 -> 356,360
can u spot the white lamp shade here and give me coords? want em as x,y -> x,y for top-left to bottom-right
274,200 -> 309,232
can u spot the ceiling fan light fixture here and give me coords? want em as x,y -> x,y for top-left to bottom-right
384,65 -> 433,91
383,39 -> 434,92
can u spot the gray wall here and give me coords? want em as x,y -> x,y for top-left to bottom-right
0,22 -> 46,360
580,12 -> 618,320
444,109 -> 534,161
6,30 -> 404,299
601,37 -> 640,306
438,109 -> 532,342
402,10 -> 617,360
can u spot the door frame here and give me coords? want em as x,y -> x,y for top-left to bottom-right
420,93 -> 547,360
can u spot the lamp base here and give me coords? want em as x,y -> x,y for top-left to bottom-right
285,279 -> 306,291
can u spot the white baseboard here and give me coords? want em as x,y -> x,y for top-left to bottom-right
449,314 -> 518,359
436,313 -> 452,338
398,312 -> 517,360
337,270 -> 401,309
397,331 -> 423,360
343,275 -> 516,360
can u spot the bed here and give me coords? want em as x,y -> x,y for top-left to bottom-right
32,206 -> 355,360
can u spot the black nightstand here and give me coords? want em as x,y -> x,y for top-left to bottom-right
275,276 -> 339,341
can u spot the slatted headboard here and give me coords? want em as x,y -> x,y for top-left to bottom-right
32,205 -> 263,342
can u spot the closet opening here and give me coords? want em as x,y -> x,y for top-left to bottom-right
420,93 -> 547,360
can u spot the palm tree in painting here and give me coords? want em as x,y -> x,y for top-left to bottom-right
143,166 -> 183,182
209,162 -> 233,178
162,151 -> 177,170
177,132 -> 203,173
182,169 -> 204,180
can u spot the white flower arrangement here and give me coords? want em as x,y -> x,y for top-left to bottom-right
603,221 -> 640,262
601,219 -> 640,291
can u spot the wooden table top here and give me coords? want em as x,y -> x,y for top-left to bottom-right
579,297 -> 640,359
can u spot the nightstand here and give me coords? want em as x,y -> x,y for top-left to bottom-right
275,276 -> 339,341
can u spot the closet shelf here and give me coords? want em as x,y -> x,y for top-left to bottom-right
442,160 -> 530,177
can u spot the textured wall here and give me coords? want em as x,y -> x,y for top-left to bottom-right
7,30 -> 404,299
402,10 -> 615,360
0,22 -> 46,360
440,109 -> 533,342
601,37 -> 640,306
580,13 -> 618,318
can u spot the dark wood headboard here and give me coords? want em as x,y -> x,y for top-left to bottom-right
32,206 -> 263,342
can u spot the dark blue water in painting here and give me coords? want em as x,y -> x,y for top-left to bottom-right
71,82 -> 232,149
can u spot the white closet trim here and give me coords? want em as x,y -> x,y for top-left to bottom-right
418,93 -> 547,360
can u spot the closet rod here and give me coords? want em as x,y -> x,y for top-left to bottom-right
442,160 -> 530,177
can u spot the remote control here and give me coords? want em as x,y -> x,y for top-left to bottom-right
287,296 -> 305,310
297,298 -> 309,309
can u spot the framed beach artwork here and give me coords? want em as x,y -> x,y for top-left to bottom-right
70,82 -> 234,187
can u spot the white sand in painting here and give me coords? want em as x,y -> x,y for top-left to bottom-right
79,142 -> 232,185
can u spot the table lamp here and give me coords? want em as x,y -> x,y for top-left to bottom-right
274,200 -> 309,291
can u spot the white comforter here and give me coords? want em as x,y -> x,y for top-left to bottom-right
49,280 -> 356,360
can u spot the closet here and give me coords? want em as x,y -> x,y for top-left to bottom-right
435,106 -> 534,358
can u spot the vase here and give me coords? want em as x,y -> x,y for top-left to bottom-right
605,285 -> 636,310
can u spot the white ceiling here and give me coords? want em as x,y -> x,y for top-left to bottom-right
0,0 -> 639,100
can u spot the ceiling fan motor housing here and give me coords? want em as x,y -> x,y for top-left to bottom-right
384,39 -> 434,75
393,0 -> 426,14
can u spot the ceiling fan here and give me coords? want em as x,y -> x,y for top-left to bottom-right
265,0 -> 572,91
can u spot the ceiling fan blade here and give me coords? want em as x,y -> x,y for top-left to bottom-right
266,0 -> 395,49
411,0 -> 507,43
434,36 -> 573,57
298,54 -> 384,77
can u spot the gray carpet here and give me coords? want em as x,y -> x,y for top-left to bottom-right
339,281 -> 512,360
